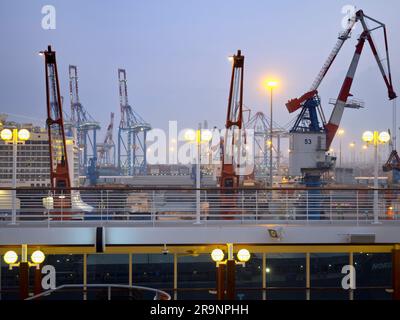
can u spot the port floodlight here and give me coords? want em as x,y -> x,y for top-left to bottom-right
4,250 -> 18,265
265,80 -> 278,89
0,128 -> 12,141
237,249 -> 251,262
362,131 -> 374,143
338,129 -> 345,136
211,249 -> 224,262
17,129 -> 30,141
31,250 -> 45,264
378,131 -> 390,143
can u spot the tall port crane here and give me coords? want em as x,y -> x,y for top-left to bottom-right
117,69 -> 151,175
220,50 -> 245,190
42,45 -> 71,190
287,9 -> 397,185
98,112 -> 115,167
69,65 -> 100,172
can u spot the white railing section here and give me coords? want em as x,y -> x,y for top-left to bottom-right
0,187 -> 399,225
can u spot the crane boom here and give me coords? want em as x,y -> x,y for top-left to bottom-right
325,10 -> 397,148
42,45 -> 71,189
310,16 -> 357,92
104,112 -> 114,146
220,50 -> 244,189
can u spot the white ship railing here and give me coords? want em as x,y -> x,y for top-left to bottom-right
0,187 -> 399,225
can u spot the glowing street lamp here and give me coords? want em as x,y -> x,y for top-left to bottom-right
266,80 -> 278,88
0,128 -> 12,141
211,249 -> 225,263
3,245 -> 45,300
237,249 -> 251,263
3,247 -> 45,270
264,79 -> 279,186
337,128 -> 345,167
31,250 -> 46,264
362,130 -> 391,224
1,128 -> 30,224
17,129 -> 31,141
362,131 -> 374,143
349,142 -> 356,164
211,244 -> 251,300
184,127 -> 213,224
4,250 -> 18,265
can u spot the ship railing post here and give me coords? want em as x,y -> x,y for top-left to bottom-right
285,190 -> 289,221
152,190 -> 156,227
306,190 -> 309,223
61,189 -> 64,221
255,190 -> 258,220
100,190 -> 103,221
106,190 -> 109,221
356,190 -> 359,225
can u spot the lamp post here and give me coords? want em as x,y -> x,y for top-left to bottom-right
3,245 -> 45,299
362,144 -> 368,164
184,127 -> 212,224
362,130 -> 390,224
211,244 -> 250,300
1,128 -> 30,224
265,80 -> 278,187
349,141 -> 356,165
337,129 -> 345,167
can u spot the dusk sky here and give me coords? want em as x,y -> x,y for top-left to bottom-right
0,0 -> 399,156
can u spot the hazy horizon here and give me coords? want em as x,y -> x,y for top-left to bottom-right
0,0 -> 399,158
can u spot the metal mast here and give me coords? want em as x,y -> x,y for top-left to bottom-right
245,111 -> 287,177
42,45 -> 70,189
97,112 -> 115,167
69,65 -> 100,172
220,50 -> 245,189
117,69 -> 151,175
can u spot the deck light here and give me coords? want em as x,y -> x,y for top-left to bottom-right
211,249 -> 224,262
362,131 -> 374,143
0,128 -> 12,141
31,250 -> 45,264
378,131 -> 390,143
4,250 -> 18,265
17,129 -> 30,141
237,249 -> 251,262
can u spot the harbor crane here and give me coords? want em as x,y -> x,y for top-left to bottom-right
286,9 -> 397,186
117,69 -> 151,176
41,45 -> 73,219
69,65 -> 100,172
220,50 -> 245,190
98,112 -> 116,167
42,45 -> 71,190
219,50 -> 251,216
